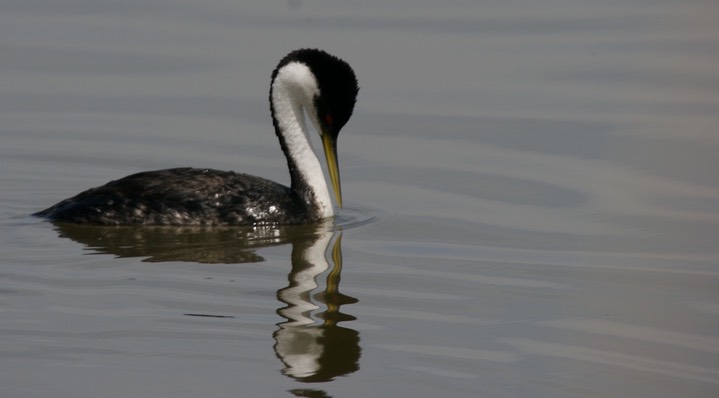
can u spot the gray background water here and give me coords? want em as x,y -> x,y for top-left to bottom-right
2,1 -> 718,397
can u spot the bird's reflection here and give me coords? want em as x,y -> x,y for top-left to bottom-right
47,221 -> 360,384
275,230 -> 360,383
50,222 -> 299,263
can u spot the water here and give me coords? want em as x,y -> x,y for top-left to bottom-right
2,1 -> 718,397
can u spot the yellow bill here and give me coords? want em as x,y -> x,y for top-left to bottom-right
321,132 -> 343,208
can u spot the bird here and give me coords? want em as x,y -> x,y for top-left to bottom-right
34,49 -> 359,226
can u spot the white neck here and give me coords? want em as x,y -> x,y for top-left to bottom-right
271,62 -> 334,219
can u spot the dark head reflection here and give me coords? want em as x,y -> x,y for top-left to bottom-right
274,232 -> 360,382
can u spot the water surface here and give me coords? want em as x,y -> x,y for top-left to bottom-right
1,1 -> 718,397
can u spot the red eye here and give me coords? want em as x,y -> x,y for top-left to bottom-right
324,115 -> 333,125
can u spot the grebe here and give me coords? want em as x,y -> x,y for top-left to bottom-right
34,49 -> 359,225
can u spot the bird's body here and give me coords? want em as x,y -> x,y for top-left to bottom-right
34,49 -> 359,226
35,168 -> 312,225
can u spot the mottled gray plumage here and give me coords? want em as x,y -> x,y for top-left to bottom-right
35,168 -> 313,225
